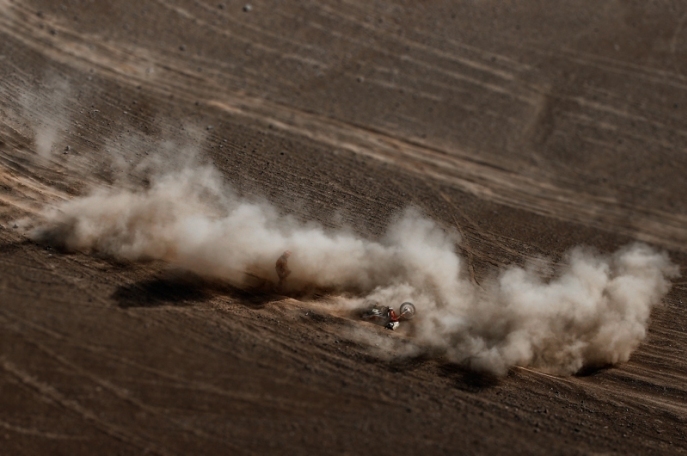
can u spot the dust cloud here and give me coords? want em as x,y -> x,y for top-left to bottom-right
18,75 -> 73,159
24,141 -> 679,376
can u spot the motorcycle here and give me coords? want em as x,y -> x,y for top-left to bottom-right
361,302 -> 416,330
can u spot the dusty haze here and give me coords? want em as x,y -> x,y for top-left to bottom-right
26,145 -> 679,376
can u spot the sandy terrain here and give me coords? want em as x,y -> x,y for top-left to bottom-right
0,0 -> 686,454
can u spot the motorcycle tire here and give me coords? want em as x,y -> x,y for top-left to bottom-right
399,302 -> 416,320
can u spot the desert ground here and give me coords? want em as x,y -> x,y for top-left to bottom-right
1,0 -> 686,454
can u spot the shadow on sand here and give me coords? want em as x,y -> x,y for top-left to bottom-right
387,354 -> 499,391
438,362 -> 500,391
113,271 -> 286,309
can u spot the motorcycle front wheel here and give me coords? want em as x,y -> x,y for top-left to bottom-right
399,302 -> 416,320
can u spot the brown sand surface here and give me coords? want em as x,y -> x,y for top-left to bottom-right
0,1 -> 686,454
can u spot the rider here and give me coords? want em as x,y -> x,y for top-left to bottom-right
386,306 -> 400,330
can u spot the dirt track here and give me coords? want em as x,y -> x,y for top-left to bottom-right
1,1 -> 686,454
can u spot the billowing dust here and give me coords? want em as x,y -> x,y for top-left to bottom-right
11,81 -> 679,376
17,142 -> 677,377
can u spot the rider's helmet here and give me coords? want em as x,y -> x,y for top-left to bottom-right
388,307 -> 394,312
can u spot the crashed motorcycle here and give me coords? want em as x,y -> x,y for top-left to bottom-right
361,302 -> 416,330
